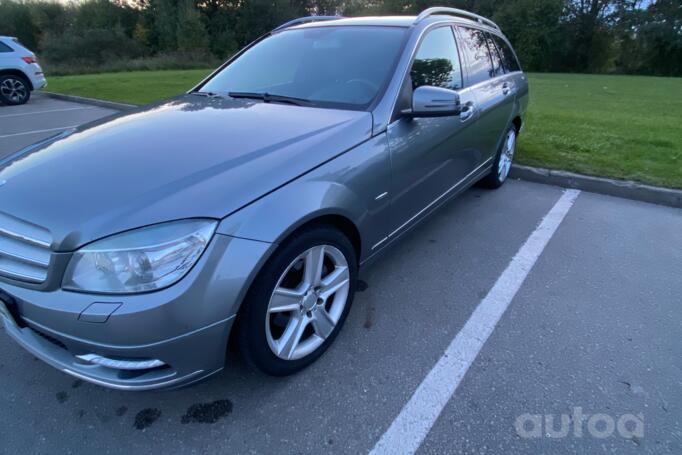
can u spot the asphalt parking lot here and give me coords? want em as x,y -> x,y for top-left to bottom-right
0,93 -> 117,159
1,95 -> 680,454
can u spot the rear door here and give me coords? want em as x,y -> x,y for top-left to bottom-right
456,27 -> 515,162
490,33 -> 529,113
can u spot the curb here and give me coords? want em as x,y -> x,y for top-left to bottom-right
511,165 -> 682,209
42,91 -> 137,111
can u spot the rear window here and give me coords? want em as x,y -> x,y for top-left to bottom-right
456,27 -> 494,85
0,41 -> 14,53
490,34 -> 521,73
485,33 -> 505,78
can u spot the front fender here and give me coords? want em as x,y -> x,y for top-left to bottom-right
216,133 -> 392,262
217,180 -> 365,245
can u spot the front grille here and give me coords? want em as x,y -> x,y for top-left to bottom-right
0,211 -> 52,284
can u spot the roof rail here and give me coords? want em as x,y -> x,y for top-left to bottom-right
273,16 -> 343,32
415,7 -> 500,30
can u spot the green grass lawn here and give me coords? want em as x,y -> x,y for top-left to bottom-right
519,73 -> 681,189
47,69 -> 213,105
47,71 -> 682,188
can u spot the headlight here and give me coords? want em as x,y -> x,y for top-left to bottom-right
63,219 -> 217,294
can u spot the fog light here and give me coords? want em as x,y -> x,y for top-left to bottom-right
76,354 -> 166,371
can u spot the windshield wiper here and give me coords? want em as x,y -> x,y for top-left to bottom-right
228,91 -> 312,106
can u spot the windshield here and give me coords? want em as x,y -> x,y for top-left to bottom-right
200,26 -> 408,110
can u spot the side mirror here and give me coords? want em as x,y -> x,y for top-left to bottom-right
404,85 -> 461,118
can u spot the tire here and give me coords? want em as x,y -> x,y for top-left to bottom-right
0,74 -> 31,105
236,225 -> 358,376
479,125 -> 517,189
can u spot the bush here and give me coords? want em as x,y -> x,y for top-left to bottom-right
42,51 -> 221,76
41,27 -> 145,66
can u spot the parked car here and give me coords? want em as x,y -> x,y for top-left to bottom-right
0,36 -> 47,105
0,8 -> 528,390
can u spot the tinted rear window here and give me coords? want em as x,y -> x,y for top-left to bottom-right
490,34 -> 521,72
457,27 -> 494,85
0,41 -> 14,53
485,33 -> 505,77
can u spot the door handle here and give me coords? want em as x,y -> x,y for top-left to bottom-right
459,101 -> 475,121
502,83 -> 511,95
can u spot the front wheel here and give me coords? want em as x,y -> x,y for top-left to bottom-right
480,126 -> 516,189
236,225 -> 357,376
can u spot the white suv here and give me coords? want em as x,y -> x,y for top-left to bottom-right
0,36 -> 47,105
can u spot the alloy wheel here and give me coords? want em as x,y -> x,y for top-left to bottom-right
497,129 -> 516,182
265,245 -> 350,361
0,78 -> 28,104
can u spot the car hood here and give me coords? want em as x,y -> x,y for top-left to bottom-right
0,95 -> 372,251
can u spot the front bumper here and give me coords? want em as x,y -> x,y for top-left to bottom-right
0,304 -> 233,390
0,234 -> 272,390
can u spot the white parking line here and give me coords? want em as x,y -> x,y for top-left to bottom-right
370,189 -> 581,455
0,107 -> 94,119
0,126 -> 78,139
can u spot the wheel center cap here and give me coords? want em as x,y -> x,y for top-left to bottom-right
302,291 -> 318,311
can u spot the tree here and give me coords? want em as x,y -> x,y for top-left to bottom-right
562,0 -> 620,72
491,0 -> 565,72
0,0 -> 40,48
0,0 -> 678,76
636,0 -> 682,75
176,0 -> 209,51
150,0 -> 179,50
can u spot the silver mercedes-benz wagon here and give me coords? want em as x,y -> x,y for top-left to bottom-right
0,8 -> 528,390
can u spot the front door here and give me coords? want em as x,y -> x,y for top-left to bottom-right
387,25 -> 479,236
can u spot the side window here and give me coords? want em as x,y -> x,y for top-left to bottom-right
0,42 -> 14,53
491,34 -> 521,72
485,33 -> 505,77
410,26 -> 463,91
457,27 -> 494,85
